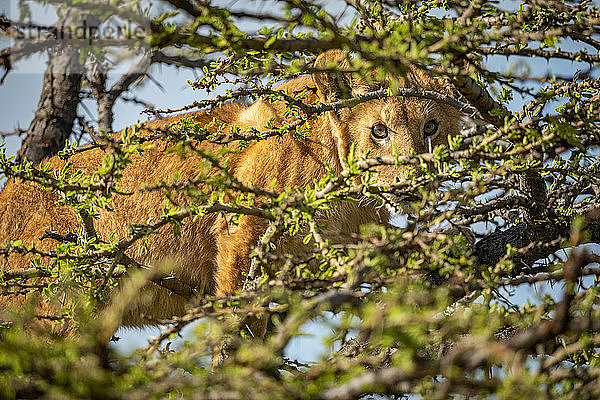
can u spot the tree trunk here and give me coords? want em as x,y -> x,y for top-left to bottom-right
16,14 -> 83,164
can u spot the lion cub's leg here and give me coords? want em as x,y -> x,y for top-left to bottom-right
212,215 -> 270,367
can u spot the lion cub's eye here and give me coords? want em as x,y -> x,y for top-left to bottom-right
371,123 -> 389,140
423,119 -> 439,137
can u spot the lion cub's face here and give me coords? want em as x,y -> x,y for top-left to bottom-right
342,93 -> 461,183
312,50 -> 462,204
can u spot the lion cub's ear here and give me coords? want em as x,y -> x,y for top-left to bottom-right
312,50 -> 354,102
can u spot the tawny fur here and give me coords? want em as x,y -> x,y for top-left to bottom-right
0,51 -> 462,335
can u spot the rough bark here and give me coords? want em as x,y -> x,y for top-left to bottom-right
16,12 -> 84,164
89,52 -> 150,136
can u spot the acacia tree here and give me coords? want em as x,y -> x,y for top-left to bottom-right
1,0 -> 600,398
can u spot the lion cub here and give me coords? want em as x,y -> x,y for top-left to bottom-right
0,50 -> 462,338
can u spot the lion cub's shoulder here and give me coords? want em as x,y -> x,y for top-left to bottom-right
135,75 -> 317,138
234,76 -> 318,130
138,103 -> 247,134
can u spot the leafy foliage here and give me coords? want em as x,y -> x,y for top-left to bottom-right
2,0 -> 600,398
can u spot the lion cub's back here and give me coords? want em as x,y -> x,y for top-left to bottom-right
0,104 -> 247,268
